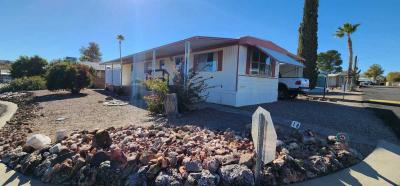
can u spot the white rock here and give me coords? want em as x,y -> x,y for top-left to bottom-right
56,130 -> 68,141
26,134 -> 51,150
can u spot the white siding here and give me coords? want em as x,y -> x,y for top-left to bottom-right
197,45 -> 238,106
105,65 -> 121,86
122,63 -> 132,86
236,76 -> 278,106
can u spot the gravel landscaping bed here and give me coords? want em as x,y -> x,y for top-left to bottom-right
30,89 -> 152,140
0,91 -> 364,185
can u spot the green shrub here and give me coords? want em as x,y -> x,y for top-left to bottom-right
0,76 -> 46,92
143,79 -> 168,114
10,55 -> 48,78
46,61 -> 93,94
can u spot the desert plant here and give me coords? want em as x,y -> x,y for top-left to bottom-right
46,61 -> 93,94
143,79 -> 169,114
0,76 -> 46,92
170,68 -> 213,112
10,55 -> 48,78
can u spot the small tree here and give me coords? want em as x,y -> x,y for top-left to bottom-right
46,61 -> 93,94
10,55 -> 48,78
387,72 -> 400,82
79,42 -> 102,62
317,50 -> 343,74
364,64 -> 384,82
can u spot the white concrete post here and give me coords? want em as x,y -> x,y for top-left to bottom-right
184,41 -> 191,89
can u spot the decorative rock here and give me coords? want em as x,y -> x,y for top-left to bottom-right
96,160 -> 122,185
155,170 -> 182,186
147,164 -> 162,179
204,157 -> 220,173
20,151 -> 43,174
92,130 -> 112,149
184,159 -> 202,172
26,134 -> 51,150
239,153 -> 254,168
327,136 -> 337,144
22,144 -> 35,153
91,151 -> 111,167
197,170 -> 220,186
56,130 -> 68,142
49,143 -> 62,154
219,164 -> 255,186
276,140 -> 284,147
125,165 -> 149,186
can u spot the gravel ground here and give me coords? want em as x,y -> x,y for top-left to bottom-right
238,96 -> 399,155
30,89 -> 152,140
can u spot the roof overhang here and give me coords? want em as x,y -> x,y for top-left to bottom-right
102,36 -> 238,65
256,46 -> 305,67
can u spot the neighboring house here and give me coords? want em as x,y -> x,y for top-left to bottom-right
0,69 -> 11,83
103,36 -> 304,107
327,72 -> 347,88
79,61 -> 106,88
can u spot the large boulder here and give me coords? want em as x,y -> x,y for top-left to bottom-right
218,164 -> 255,186
26,134 -> 51,150
92,130 -> 112,149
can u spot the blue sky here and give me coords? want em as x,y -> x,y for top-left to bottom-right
1,0 -> 399,74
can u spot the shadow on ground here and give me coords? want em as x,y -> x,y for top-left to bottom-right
34,92 -> 88,103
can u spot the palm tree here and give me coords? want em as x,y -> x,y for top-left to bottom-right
117,34 -> 125,87
335,23 -> 360,89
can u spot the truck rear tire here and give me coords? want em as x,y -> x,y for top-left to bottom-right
278,84 -> 289,100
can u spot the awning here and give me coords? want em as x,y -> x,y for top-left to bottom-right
257,46 -> 304,67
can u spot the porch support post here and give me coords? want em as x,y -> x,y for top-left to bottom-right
111,63 -> 114,86
184,41 -> 191,89
152,50 -> 156,76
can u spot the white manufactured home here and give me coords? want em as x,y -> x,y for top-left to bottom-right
103,36 -> 304,107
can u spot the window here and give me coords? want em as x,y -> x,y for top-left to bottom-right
194,52 -> 217,72
159,60 -> 165,69
250,50 -> 272,76
174,56 -> 183,71
144,62 -> 152,73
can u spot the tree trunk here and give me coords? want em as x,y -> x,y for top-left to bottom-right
347,34 -> 353,90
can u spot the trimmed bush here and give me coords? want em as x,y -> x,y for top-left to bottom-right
46,61 -> 93,94
10,55 -> 48,78
0,76 -> 46,92
143,79 -> 168,114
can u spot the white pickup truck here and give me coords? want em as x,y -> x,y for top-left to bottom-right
278,77 -> 310,99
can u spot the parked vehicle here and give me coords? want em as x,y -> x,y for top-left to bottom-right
278,77 -> 309,99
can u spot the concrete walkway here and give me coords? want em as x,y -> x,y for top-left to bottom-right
292,140 -> 400,186
0,100 -> 17,128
